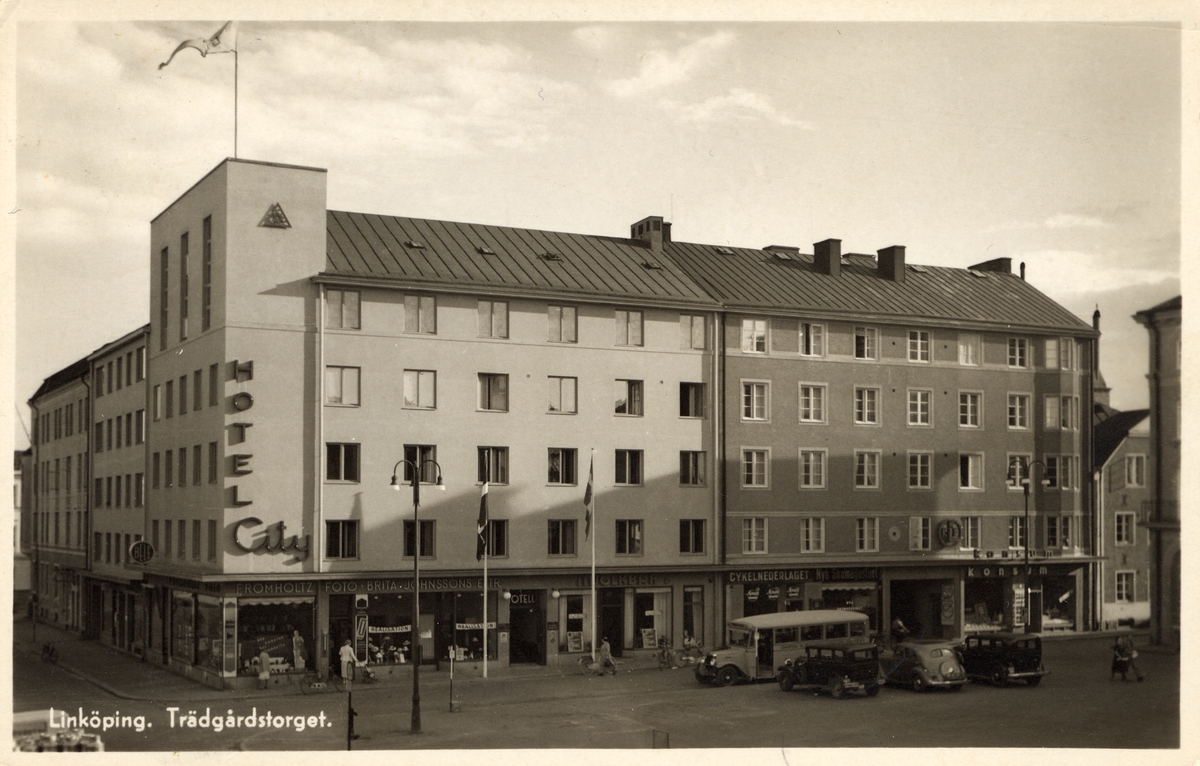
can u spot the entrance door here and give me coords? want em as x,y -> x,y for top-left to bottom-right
599,588 -> 624,657
508,591 -> 544,664
1027,591 -> 1043,632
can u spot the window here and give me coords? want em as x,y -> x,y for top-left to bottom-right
209,363 -> 219,407
178,519 -> 187,559
679,520 -> 705,554
478,373 -> 509,411
798,384 -> 826,423
485,519 -> 508,557
958,333 -> 980,365
854,387 -> 879,424
680,314 -> 706,349
1059,396 -> 1079,430
741,318 -> 767,353
854,326 -> 878,360
959,392 -> 981,427
1115,572 -> 1134,603
854,451 -> 880,489
133,409 -> 145,445
179,232 -> 189,341
742,449 -> 768,487
547,376 -> 577,414
1008,394 -> 1029,429
1045,338 -> 1059,369
800,518 -> 824,553
680,451 -> 706,486
179,374 -> 188,415
325,366 -> 361,406
615,309 -> 643,346
908,453 -> 932,489
192,445 -> 201,486
403,445 -> 438,483
478,447 -> 508,484
325,289 -> 361,329
908,330 -> 930,362
1009,516 -> 1027,549
679,383 -> 705,417
208,519 -> 217,560
616,520 -> 644,555
1008,338 -> 1028,368
909,517 -> 931,550
159,247 -> 168,350
404,294 -> 436,334
1045,456 -> 1060,488
178,449 -> 187,487
152,453 -> 161,489
402,369 -> 436,409
1059,338 -> 1075,370
135,473 -> 144,507
799,450 -> 826,489
742,518 -> 766,554
548,305 -> 577,343
165,380 -> 175,419
907,389 -> 931,426
163,521 -> 173,558
115,359 -> 124,391
614,379 -> 643,416
548,520 -> 576,556
208,442 -> 218,483
961,517 -> 981,549
548,448 -> 577,485
403,520 -> 436,558
1125,455 -> 1146,487
1060,455 -> 1078,490
742,382 -> 768,421
165,450 -> 174,488
1046,516 -> 1061,547
1008,455 -> 1031,488
615,450 -> 643,485
1044,396 -> 1060,430
326,443 -> 361,482
202,216 -> 212,331
959,453 -> 983,490
800,322 -> 825,357
326,520 -> 359,559
1061,516 -> 1073,548
478,300 -> 509,338
136,347 -> 145,382
1115,512 -> 1136,545
855,517 -> 878,552
192,519 -> 201,559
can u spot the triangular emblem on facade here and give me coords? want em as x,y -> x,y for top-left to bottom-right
258,203 -> 291,229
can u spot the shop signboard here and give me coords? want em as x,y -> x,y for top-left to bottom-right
966,565 -> 1048,578
727,568 -> 880,584
324,577 -> 501,594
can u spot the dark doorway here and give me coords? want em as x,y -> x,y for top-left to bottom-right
1027,590 -> 1043,632
508,591 -> 544,664
599,588 -> 624,657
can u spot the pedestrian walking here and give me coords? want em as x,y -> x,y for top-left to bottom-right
1112,634 -> 1144,682
292,630 -> 307,671
339,639 -> 357,681
598,637 -> 617,676
257,647 -> 272,690
889,617 -> 910,649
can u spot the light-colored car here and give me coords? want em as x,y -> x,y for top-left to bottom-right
879,641 -> 966,691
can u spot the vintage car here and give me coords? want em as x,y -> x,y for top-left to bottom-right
879,641 -> 966,691
960,632 -> 1048,686
776,639 -> 881,698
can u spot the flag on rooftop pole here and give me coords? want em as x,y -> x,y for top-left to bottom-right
158,21 -> 237,69
583,453 -> 593,540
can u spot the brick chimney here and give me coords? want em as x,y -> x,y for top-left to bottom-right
813,238 -> 841,277
631,216 -> 665,254
877,245 -> 906,283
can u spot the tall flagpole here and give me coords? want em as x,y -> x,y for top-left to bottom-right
590,449 -> 596,665
233,48 -> 238,158
483,524 -> 488,679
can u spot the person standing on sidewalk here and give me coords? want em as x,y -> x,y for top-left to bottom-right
339,639 -> 357,681
598,637 -> 617,676
257,647 -> 272,690
1115,634 -> 1145,682
292,630 -> 307,671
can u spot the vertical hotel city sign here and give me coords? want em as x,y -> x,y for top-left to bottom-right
226,359 -> 311,560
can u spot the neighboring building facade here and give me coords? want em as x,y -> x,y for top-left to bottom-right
1133,296 -> 1181,649
1093,405 -> 1151,628
27,360 -> 91,630
14,449 -> 32,613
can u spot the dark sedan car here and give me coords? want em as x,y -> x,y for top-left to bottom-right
879,641 -> 966,691
960,632 -> 1048,686
777,639 -> 881,698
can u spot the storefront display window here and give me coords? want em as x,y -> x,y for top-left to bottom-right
964,580 -> 1009,632
632,589 -> 669,649
236,597 -> 314,676
171,591 -> 194,663
821,586 -> 878,632
451,591 -> 498,661
1041,577 -> 1076,631
195,595 -> 223,673
559,593 -> 593,653
363,593 -> 413,664
682,587 -> 704,646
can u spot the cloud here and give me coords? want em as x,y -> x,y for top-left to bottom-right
572,25 -> 614,51
674,88 -> 813,128
606,31 -> 735,98
1044,212 -> 1108,229
1019,249 -> 1177,297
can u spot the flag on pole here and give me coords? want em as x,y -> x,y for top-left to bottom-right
582,453 -> 593,539
476,480 -> 489,561
159,21 -> 237,70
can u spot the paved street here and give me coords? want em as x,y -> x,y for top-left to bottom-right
13,619 -> 1178,750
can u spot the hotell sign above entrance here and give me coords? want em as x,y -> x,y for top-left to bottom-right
727,568 -> 880,584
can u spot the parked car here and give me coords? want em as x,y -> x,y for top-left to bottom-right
959,632 -> 1048,687
879,641 -> 966,691
776,639 -> 881,698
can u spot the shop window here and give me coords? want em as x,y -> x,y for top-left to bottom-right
237,598 -> 315,677
679,519 -> 705,554
683,587 -> 705,646
680,382 -> 705,417
171,591 -> 195,663
195,595 -> 223,672
326,443 -> 360,482
563,594 -> 591,652
548,448 -> 577,485
548,520 -> 576,556
326,520 -> 359,559
616,519 -> 643,555
477,447 -> 508,484
453,591 -> 499,661
403,520 -> 436,558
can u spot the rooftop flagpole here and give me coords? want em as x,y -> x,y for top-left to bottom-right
158,22 -> 238,156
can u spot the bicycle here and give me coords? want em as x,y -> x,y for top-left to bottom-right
578,654 -> 599,675
40,642 -> 59,664
655,638 -> 674,670
672,640 -> 704,668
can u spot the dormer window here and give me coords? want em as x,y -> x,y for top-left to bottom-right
405,240 -> 425,250
540,252 -> 563,262
476,245 -> 496,255
716,246 -> 734,256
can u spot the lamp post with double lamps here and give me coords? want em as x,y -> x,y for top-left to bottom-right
1012,458 -> 1050,634
390,458 -> 444,734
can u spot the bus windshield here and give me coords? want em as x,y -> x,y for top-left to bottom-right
728,628 -> 751,648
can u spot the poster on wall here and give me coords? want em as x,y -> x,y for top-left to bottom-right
640,628 -> 657,649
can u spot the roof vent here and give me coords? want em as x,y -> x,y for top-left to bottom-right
540,252 -> 563,262
404,240 -> 425,250
968,269 -> 988,278
641,261 -> 663,270
476,245 -> 496,255
908,264 -> 929,273
715,246 -> 735,256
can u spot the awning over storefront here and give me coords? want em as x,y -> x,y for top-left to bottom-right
820,582 -> 876,591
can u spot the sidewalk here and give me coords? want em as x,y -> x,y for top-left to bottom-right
12,618 -> 664,702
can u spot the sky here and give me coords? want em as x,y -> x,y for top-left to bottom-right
4,4 -> 1186,450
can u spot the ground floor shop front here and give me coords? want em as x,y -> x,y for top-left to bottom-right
139,569 -> 721,688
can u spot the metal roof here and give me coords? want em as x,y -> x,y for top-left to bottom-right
1094,408 -> 1150,469
665,243 -> 1096,333
324,211 -> 718,307
29,358 -> 89,403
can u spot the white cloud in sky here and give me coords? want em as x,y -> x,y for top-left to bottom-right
674,88 -> 813,128
1044,212 -> 1108,229
605,31 -> 735,98
1020,249 -> 1177,298
571,25 -> 614,51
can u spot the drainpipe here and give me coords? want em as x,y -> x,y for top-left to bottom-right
316,284 -> 325,575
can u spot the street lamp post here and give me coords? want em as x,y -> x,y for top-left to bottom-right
1015,458 -> 1049,634
390,458 -> 444,734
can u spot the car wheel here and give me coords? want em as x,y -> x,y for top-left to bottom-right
989,665 -> 1008,687
830,680 -> 846,699
949,683 -> 964,692
866,683 -> 880,697
715,666 -> 740,688
912,675 -> 927,693
1026,676 -> 1042,688
778,672 -> 794,692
